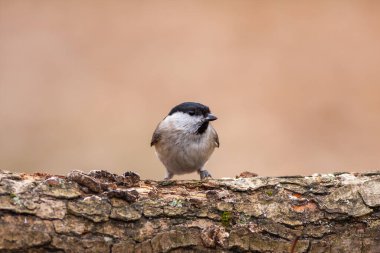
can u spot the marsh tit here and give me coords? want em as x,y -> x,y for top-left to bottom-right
151,102 -> 219,180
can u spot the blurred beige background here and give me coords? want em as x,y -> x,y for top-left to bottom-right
1,1 -> 380,179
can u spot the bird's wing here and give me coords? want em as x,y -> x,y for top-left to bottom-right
212,127 -> 219,148
150,125 -> 162,146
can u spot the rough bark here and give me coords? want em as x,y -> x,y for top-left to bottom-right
1,169 -> 380,253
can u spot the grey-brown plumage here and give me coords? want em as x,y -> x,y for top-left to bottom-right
151,102 -> 219,180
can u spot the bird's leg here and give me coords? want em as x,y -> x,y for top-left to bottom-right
164,171 -> 173,180
198,169 -> 212,180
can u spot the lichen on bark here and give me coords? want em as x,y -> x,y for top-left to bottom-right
0,169 -> 380,252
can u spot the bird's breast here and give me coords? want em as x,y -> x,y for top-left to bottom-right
155,129 -> 216,174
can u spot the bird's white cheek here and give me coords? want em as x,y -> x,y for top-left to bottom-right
164,113 -> 202,132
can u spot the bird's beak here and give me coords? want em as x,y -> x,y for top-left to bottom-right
205,113 -> 217,122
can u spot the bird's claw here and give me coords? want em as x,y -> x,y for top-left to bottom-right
199,170 -> 212,180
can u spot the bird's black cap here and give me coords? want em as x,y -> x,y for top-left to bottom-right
168,102 -> 211,116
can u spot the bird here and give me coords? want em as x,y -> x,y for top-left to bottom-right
151,102 -> 219,180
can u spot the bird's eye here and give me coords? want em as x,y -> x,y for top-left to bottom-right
188,111 -> 195,116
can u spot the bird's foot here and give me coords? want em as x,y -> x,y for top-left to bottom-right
164,172 -> 173,181
199,170 -> 212,180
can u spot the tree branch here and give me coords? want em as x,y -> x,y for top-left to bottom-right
0,169 -> 380,252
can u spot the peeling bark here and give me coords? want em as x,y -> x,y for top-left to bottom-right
1,169 -> 380,252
